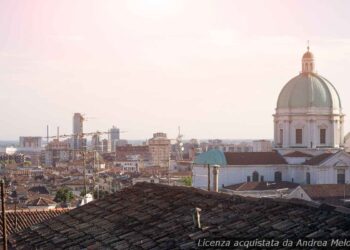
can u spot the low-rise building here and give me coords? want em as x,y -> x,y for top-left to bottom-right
288,184 -> 350,206
26,197 -> 57,210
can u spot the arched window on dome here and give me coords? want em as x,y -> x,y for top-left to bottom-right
252,171 -> 259,182
305,63 -> 308,71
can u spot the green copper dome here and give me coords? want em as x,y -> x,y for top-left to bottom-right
277,72 -> 341,110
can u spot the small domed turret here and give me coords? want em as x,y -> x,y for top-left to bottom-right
302,45 -> 315,73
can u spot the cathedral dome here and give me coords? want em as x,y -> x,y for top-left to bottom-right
277,73 -> 341,109
277,47 -> 341,110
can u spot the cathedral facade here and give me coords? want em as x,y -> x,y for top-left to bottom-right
193,47 -> 350,188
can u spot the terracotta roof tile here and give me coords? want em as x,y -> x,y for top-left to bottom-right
0,209 -> 69,237
225,181 -> 299,191
9,183 -> 350,249
224,151 -> 287,165
304,153 -> 334,165
283,151 -> 313,157
26,197 -> 56,207
301,184 -> 350,200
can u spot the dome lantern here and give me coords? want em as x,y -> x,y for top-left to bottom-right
302,42 -> 315,73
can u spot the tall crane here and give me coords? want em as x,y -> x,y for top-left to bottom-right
169,126 -> 184,161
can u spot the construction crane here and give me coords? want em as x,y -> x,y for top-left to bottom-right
43,130 -> 127,141
169,126 -> 184,161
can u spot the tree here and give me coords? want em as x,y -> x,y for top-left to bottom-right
181,176 -> 192,187
54,187 -> 74,204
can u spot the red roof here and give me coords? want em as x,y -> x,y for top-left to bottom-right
0,209 -> 69,236
301,184 -> 350,200
224,152 -> 286,165
225,181 -> 299,191
304,153 -> 334,165
283,151 -> 313,157
26,197 -> 56,207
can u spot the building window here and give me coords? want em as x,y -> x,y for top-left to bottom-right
320,129 -> 326,144
274,171 -> 282,182
296,129 -> 302,144
247,176 -> 251,182
337,169 -> 345,184
279,129 -> 283,145
252,171 -> 259,182
306,172 -> 311,184
260,176 -> 264,182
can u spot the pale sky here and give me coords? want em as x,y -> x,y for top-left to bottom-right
1,0 -> 350,141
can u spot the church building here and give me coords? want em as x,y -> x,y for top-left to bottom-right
193,47 -> 350,188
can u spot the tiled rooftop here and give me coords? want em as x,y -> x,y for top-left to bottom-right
225,181 -> 299,191
283,151 -> 313,157
27,186 -> 49,195
26,197 -> 56,207
304,153 -> 334,165
0,209 -> 69,237
302,184 -> 350,200
10,183 -> 350,249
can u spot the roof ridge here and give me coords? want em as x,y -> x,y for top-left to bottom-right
134,183 -> 350,215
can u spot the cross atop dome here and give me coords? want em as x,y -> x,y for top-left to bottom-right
302,41 -> 315,73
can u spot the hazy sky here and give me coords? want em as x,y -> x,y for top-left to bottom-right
1,0 -> 350,141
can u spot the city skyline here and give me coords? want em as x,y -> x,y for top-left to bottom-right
1,0 -> 350,140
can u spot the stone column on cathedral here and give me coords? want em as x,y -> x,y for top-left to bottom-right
282,121 -> 287,148
273,119 -> 278,147
340,118 -> 344,147
330,119 -> 335,147
335,119 -> 340,147
285,120 -> 290,147
311,119 -> 316,148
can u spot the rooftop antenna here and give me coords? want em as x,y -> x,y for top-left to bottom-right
307,40 -> 310,51
57,126 -> 60,141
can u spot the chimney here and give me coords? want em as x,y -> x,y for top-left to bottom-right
192,207 -> 202,229
207,164 -> 210,191
212,165 -> 220,192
